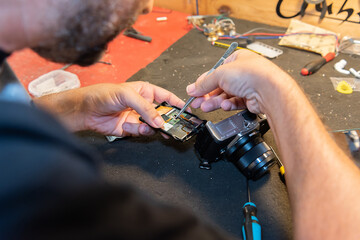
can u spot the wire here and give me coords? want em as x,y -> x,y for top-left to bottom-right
193,23 -> 204,32
189,16 -> 339,51
196,0 -> 199,15
247,179 -> 251,203
242,27 -> 286,35
219,32 -> 339,49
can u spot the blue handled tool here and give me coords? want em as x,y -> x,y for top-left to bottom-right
242,180 -> 261,240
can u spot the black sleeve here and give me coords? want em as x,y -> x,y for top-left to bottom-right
0,101 -> 102,238
18,184 -> 236,240
0,101 -> 235,240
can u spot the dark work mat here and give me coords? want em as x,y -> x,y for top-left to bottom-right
80,18 -> 360,239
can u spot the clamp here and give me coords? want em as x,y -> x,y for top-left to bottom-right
300,0 -> 327,22
123,27 -> 152,42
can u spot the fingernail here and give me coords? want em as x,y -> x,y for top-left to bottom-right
154,116 -> 164,128
186,84 -> 195,94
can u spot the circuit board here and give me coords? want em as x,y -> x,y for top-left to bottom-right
155,104 -> 204,141
278,19 -> 338,56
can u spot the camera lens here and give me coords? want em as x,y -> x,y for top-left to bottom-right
226,132 -> 276,180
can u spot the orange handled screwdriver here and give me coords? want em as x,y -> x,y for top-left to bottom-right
301,52 -> 335,76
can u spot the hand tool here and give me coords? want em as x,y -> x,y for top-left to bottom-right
300,0 -> 327,22
270,146 -> 285,183
212,41 -> 260,55
175,42 -> 238,118
124,27 -> 152,42
242,180 -> 261,240
300,52 -> 335,76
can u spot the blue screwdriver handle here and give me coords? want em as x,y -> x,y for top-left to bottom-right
242,202 -> 261,240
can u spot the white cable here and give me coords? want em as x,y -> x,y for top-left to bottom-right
349,68 -> 360,78
241,27 -> 286,35
334,59 -> 350,75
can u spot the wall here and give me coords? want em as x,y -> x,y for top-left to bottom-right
154,0 -> 360,37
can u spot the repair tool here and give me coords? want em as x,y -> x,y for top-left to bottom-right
212,41 -> 260,55
175,42 -> 238,119
301,52 -> 335,76
270,146 -> 285,183
212,41 -> 246,50
140,102 -> 205,142
123,27 -> 152,42
300,0 -> 327,22
242,180 -> 261,240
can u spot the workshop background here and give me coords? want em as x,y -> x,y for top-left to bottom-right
9,0 -> 360,239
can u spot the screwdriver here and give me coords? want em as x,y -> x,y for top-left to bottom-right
270,146 -> 285,183
175,42 -> 239,118
300,52 -> 335,76
242,180 -> 261,240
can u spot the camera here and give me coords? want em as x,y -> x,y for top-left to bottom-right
194,110 -> 277,180
140,102 -> 277,180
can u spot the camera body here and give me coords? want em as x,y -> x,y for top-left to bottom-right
194,110 -> 276,180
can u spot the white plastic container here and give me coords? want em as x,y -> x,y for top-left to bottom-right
28,70 -> 80,97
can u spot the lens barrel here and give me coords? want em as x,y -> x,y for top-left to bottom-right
226,132 -> 276,180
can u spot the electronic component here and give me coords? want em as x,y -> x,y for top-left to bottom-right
194,110 -> 277,180
246,42 -> 283,59
334,59 -> 350,75
140,102 -> 205,142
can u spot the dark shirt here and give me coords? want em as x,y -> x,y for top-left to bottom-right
0,61 -> 232,239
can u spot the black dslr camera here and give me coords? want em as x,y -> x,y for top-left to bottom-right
194,110 -> 276,180
140,102 -> 277,180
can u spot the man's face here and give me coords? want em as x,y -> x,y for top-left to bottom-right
31,0 -> 153,66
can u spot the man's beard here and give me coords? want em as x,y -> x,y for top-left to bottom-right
31,1 -> 138,66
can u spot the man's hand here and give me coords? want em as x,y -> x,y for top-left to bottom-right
187,49 -> 360,240
186,49 -> 292,115
34,82 -> 185,137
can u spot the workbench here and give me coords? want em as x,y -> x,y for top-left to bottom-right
13,12 -> 360,240
77,17 -> 360,239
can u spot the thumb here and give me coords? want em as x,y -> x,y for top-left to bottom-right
186,66 -> 225,97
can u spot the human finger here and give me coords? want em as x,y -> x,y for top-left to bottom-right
148,84 -> 193,112
220,97 -> 246,111
200,92 -> 229,112
191,96 -> 206,109
190,88 -> 223,108
139,123 -> 156,136
121,88 -> 165,129
122,122 -> 155,136
142,82 -> 185,109
186,65 -> 227,97
186,50 -> 263,98
185,51 -> 244,99
160,132 -> 170,139
223,49 -> 249,64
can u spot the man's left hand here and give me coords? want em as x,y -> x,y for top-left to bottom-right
34,82 -> 185,137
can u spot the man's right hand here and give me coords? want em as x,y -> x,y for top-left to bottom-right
186,49 -> 294,115
187,49 -> 360,240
